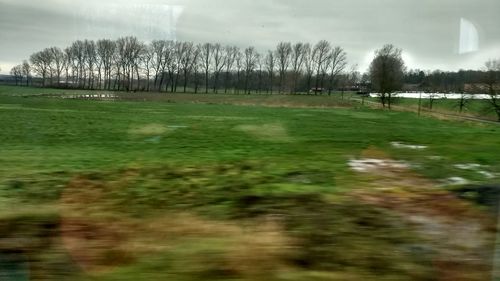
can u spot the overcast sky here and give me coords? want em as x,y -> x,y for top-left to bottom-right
1,0 -> 500,74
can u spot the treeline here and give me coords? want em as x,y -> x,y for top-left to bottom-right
404,69 -> 495,93
11,37 -> 356,94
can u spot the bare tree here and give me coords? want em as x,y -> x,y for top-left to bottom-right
211,43 -> 226,93
264,50 -> 275,94
243,47 -> 259,94
129,38 -> 144,91
312,40 -> 332,92
327,46 -> 347,95
70,41 -> 86,88
83,41 -> 97,88
192,44 -> 202,93
22,60 -> 31,86
63,47 -> 73,86
235,50 -> 243,94
369,44 -> 406,109
201,43 -> 213,93
115,37 -> 143,91
48,47 -> 65,87
133,44 -> 145,91
17,37 -> 357,97
255,53 -> 263,93
172,41 -> 188,92
30,49 -> 52,87
150,40 -> 168,91
97,39 -> 116,90
484,59 -> 500,121
179,42 -> 195,93
275,42 -> 292,93
10,65 -> 23,85
290,43 -> 307,94
141,43 -> 154,91
223,46 -> 238,94
303,44 -> 314,93
456,93 -> 471,114
164,42 -> 176,92
115,38 -> 128,90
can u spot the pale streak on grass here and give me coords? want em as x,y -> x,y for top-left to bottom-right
234,123 -> 292,142
128,124 -> 171,136
185,115 -> 257,121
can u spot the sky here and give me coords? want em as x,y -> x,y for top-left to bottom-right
1,0 -> 500,74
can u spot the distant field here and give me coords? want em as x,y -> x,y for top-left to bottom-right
0,85 -> 499,280
0,85 -> 358,108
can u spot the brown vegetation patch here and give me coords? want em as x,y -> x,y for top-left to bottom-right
59,175 -> 293,276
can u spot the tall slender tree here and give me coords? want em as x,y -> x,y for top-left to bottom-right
290,42 -> 307,94
201,43 -> 213,93
212,43 -> 226,93
327,46 -> 348,95
275,42 -> 292,93
312,40 -> 331,92
265,50 -> 275,94
223,46 -> 238,94
243,47 -> 259,94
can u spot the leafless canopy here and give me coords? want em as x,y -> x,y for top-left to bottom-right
369,44 -> 406,108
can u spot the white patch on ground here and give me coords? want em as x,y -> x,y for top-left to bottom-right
391,142 -> 427,150
454,163 -> 482,170
453,163 -> 496,179
445,177 -> 469,185
348,158 -> 410,173
478,170 -> 496,179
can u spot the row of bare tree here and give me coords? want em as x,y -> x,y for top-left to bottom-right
11,37 -> 356,94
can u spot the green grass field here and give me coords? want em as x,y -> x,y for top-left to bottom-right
384,96 -> 498,121
0,85 -> 499,280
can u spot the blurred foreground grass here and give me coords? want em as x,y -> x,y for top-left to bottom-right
0,85 -> 499,280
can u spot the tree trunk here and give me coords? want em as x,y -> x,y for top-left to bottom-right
224,71 -> 230,94
194,70 -> 199,94
136,67 -> 140,91
183,70 -> 189,93
205,70 -> 209,93
213,73 -> 219,93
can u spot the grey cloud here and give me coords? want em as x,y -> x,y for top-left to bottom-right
1,0 -> 500,73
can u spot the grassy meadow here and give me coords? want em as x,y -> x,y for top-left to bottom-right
0,85 -> 499,280
386,96 -> 498,121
